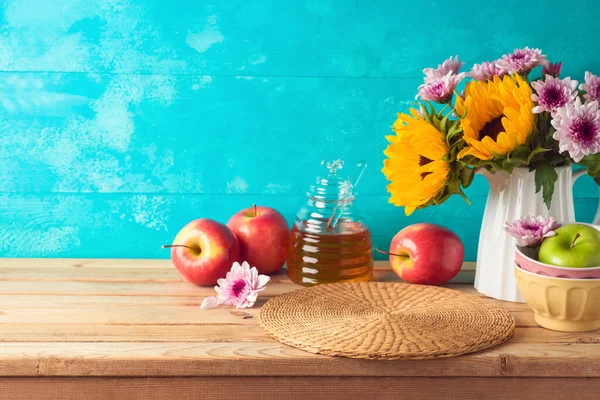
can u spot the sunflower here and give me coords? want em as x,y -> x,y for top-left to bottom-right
455,74 -> 534,160
382,109 -> 451,215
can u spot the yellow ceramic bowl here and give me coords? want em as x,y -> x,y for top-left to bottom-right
514,265 -> 600,332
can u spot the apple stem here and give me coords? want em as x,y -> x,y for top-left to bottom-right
570,233 -> 581,249
162,244 -> 194,250
375,248 -> 409,258
253,204 -> 257,217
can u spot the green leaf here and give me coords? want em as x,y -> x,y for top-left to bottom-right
419,103 -> 429,119
440,113 -> 449,133
526,145 -> 552,164
534,163 -> 559,209
579,154 -> 600,185
459,155 -> 491,169
460,167 -> 475,188
446,127 -> 459,144
424,101 -> 436,116
501,155 -> 528,172
432,176 -> 470,206
509,145 -> 530,162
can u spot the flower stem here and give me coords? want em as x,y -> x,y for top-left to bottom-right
571,233 -> 581,249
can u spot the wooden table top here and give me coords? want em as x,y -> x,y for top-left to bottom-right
1,259 -> 600,398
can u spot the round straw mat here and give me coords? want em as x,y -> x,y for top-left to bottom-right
260,282 -> 514,360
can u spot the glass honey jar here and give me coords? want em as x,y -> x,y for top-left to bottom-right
287,160 -> 373,286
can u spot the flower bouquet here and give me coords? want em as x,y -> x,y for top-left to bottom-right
382,47 -> 600,301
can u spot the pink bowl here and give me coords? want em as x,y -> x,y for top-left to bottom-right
515,225 -> 600,279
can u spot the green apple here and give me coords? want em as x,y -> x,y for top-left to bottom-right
538,224 -> 600,268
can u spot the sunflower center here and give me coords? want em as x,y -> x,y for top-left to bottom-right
479,116 -> 504,142
231,280 -> 246,297
419,156 -> 433,166
571,119 -> 597,144
419,156 -> 434,179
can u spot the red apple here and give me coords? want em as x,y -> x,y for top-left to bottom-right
165,218 -> 239,286
227,205 -> 290,274
388,223 -> 464,285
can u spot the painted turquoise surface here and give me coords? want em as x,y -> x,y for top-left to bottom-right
0,0 -> 598,260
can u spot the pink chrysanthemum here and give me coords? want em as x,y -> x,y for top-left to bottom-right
497,47 -> 547,75
200,261 -> 270,309
543,62 -> 562,78
469,61 -> 508,81
423,55 -> 464,83
531,75 -> 578,115
552,98 -> 600,162
580,71 -> 600,103
505,215 -> 560,247
416,72 -> 465,103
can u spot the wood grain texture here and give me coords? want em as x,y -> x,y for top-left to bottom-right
1,259 -> 600,382
4,341 -> 600,378
0,192 -> 503,260
1,0 -> 598,78
1,0 -> 599,260
1,377 -> 600,400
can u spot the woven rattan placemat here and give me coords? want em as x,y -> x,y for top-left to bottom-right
260,282 -> 515,360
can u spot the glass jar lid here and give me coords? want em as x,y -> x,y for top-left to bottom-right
308,160 -> 365,204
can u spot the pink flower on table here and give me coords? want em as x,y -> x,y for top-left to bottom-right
423,55 -> 464,82
531,75 -> 578,115
469,61 -> 508,81
543,62 -> 562,78
505,216 -> 560,247
200,261 -> 270,309
497,47 -> 547,75
416,72 -> 465,103
552,98 -> 600,162
580,71 -> 600,103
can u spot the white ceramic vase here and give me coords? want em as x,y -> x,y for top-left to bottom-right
595,188 -> 600,225
475,166 -> 587,303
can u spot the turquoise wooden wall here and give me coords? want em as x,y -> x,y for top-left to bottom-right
0,0 -> 598,260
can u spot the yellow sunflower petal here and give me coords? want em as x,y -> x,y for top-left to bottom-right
458,75 -> 534,160
382,112 -> 451,214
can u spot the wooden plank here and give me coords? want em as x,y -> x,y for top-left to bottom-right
0,297 -> 264,325
1,258 -> 598,380
1,377 -> 599,400
0,323 -> 270,343
0,261 -> 477,296
2,1 -> 600,80
0,268 -> 184,282
2,323 -> 598,345
0,73 -> 421,196
3,0 -> 600,266
510,327 -> 600,344
2,341 -> 600,378
0,307 -> 536,329
0,294 -> 537,327
0,193 -> 491,261
0,279 -> 217,297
